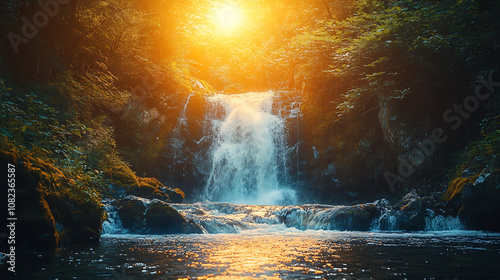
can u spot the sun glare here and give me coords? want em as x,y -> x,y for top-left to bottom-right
216,3 -> 243,32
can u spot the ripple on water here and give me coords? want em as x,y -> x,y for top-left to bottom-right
4,231 -> 498,280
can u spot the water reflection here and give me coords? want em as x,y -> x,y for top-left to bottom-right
3,231 -> 500,279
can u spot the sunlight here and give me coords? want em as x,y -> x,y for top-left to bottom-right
215,2 -> 244,32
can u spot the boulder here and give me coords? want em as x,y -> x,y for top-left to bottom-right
278,203 -> 379,231
1,150 -> 104,249
328,205 -> 377,231
397,198 -> 426,230
377,192 -> 427,231
117,197 -> 147,232
145,203 -> 201,234
116,196 -> 202,234
459,170 -> 500,231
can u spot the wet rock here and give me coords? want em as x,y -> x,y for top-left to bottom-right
116,196 -> 202,234
375,192 -> 427,231
328,205 -> 376,231
278,204 -> 379,231
145,203 -> 196,234
397,198 -> 426,230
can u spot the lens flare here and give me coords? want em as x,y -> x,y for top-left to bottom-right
216,3 -> 243,31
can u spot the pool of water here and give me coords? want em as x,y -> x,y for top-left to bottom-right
3,228 -> 500,279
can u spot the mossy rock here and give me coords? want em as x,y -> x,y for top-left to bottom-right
164,187 -> 185,203
444,174 -> 480,201
45,190 -> 104,244
0,150 -> 104,249
127,177 -> 185,203
105,163 -> 139,187
1,150 -> 59,248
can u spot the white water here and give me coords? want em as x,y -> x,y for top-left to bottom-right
101,199 -> 465,235
101,199 -> 126,234
168,202 -> 465,234
202,91 -> 296,205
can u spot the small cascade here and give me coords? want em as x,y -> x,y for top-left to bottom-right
370,208 -> 464,231
202,91 -> 296,205
172,202 -> 283,234
101,199 -> 126,235
371,211 -> 399,231
171,202 -> 467,234
424,210 -> 465,231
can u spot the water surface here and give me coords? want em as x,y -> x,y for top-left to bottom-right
4,229 -> 500,279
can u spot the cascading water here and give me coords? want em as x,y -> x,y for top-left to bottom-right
202,91 -> 296,205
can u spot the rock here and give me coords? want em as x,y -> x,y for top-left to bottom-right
145,203 -> 201,234
1,150 -> 104,248
397,198 -> 426,230
376,194 -> 427,231
116,196 -> 202,234
278,204 -> 379,231
45,190 -> 104,245
161,187 -> 185,203
329,205 -> 377,231
126,177 -> 185,203
105,163 -> 139,187
459,170 -> 500,231
401,189 -> 419,203
117,197 -> 147,232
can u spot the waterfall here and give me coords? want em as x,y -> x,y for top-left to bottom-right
424,210 -> 464,231
202,91 -> 296,205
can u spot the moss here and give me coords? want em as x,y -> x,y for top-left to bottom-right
127,177 -> 185,203
46,189 -> 104,244
170,188 -> 185,203
105,162 -> 139,187
130,177 -> 169,200
1,149 -> 104,248
1,150 -> 60,248
444,174 -> 480,201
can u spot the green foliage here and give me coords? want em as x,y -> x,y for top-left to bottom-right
290,0 -> 500,193
448,116 -> 500,179
0,79 -> 84,157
